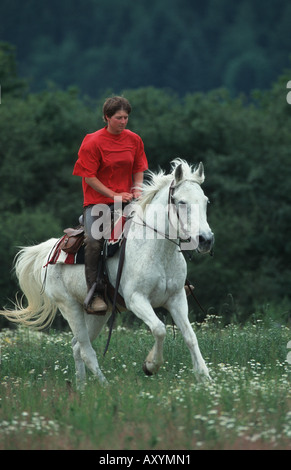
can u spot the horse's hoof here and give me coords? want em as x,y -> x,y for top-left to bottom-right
142,362 -> 153,376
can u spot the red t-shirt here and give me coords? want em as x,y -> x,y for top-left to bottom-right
73,127 -> 148,206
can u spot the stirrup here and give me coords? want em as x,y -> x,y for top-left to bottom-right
85,295 -> 107,315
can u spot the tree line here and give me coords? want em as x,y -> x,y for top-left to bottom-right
0,42 -> 291,328
1,0 -> 291,97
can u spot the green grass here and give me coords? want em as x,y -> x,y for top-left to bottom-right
0,317 -> 290,450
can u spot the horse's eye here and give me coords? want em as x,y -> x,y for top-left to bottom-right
177,200 -> 186,205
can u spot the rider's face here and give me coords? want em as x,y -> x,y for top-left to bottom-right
106,110 -> 129,135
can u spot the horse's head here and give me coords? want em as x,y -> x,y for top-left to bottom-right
170,160 -> 214,254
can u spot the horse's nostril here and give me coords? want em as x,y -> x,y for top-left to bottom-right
199,234 -> 214,247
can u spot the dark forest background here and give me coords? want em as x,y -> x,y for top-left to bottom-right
1,0 -> 291,328
1,0 -> 291,97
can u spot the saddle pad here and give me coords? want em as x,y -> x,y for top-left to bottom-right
106,212 -> 127,257
44,240 -> 85,266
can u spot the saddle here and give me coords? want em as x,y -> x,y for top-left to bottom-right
58,211 -> 128,311
61,227 -> 85,254
60,209 -> 126,257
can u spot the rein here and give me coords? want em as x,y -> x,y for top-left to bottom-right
132,216 -> 182,248
184,277 -> 208,316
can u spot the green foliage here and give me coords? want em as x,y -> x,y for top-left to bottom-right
0,42 -> 291,324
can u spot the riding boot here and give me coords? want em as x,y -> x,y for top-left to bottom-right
83,236 -> 107,314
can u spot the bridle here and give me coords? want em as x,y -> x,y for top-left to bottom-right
167,180 -> 194,244
133,179 -> 194,247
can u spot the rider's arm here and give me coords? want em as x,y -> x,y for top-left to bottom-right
132,172 -> 144,199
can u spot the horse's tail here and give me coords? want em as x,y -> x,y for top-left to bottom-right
0,239 -> 58,330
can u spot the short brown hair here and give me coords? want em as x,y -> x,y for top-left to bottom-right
102,96 -> 132,122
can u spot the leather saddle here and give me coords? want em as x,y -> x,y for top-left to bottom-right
62,213 -> 127,309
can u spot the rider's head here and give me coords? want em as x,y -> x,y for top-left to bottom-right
102,96 -> 132,123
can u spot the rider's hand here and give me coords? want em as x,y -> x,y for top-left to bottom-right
132,189 -> 142,200
114,192 -> 133,203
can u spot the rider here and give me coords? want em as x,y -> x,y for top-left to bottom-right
73,96 -> 148,314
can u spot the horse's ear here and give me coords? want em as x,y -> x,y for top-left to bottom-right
195,162 -> 205,184
174,163 -> 183,184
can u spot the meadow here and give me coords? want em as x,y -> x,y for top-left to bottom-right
0,315 -> 290,450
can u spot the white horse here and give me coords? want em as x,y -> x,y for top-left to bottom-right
1,160 -> 214,387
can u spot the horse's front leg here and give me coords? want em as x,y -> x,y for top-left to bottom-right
127,292 -> 166,375
166,293 -> 211,382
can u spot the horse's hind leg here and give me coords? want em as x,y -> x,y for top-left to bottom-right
58,301 -> 109,386
71,337 -> 86,387
127,293 -> 166,375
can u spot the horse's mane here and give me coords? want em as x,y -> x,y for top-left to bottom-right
137,159 -> 202,211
